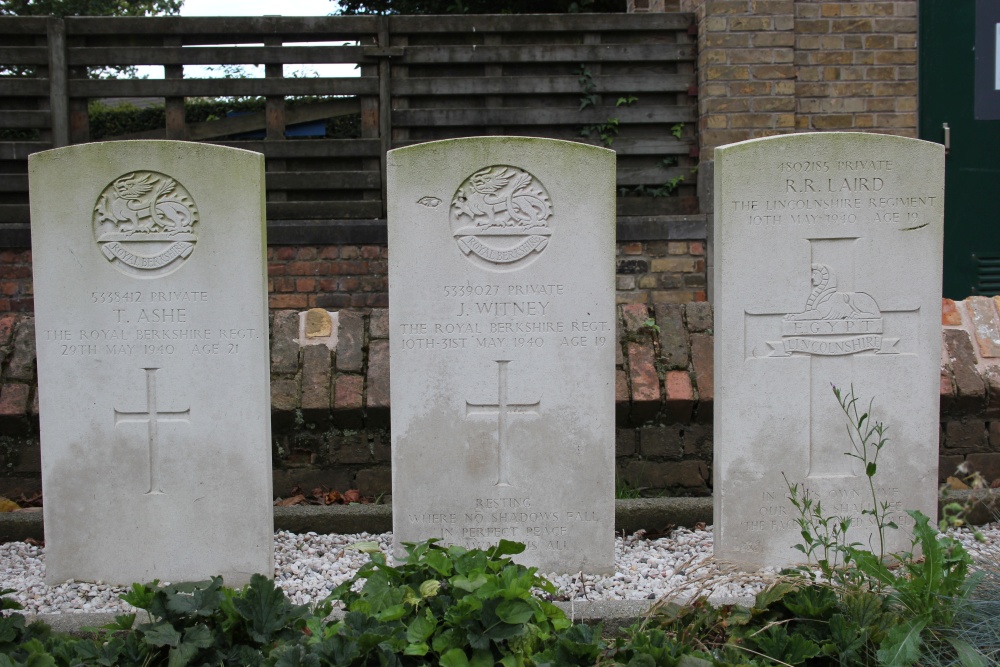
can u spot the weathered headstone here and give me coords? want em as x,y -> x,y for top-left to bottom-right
29,141 -> 273,585
714,132 -> 944,567
388,137 -> 615,573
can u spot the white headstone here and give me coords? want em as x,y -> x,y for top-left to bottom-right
714,132 -> 944,567
388,137 -> 615,573
29,141 -> 273,585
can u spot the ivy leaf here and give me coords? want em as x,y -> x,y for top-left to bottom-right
232,574 -> 308,644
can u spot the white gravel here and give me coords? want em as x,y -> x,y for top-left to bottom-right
1,524 -> 997,616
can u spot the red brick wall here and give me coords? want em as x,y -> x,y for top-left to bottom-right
0,250 -> 33,314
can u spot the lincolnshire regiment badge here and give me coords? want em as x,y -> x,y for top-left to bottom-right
93,171 -> 199,278
450,165 -> 552,272
770,263 -> 899,357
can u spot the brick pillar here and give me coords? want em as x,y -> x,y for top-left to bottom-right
793,1 -> 917,136
685,0 -> 796,160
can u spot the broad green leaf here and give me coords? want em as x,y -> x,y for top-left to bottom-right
349,541 -> 382,554
487,540 -> 526,558
470,649 -> 495,667
876,618 -> 926,667
423,550 -> 453,576
141,621 -> 182,647
375,604 -> 407,622
440,648 -> 470,667
452,572 -> 488,592
496,599 -> 534,625
403,641 -> 429,656
405,610 -> 437,643
232,573 -> 309,644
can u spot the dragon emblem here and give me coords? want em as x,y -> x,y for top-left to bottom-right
93,171 -> 199,278
450,165 -> 553,271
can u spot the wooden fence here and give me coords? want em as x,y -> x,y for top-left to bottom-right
0,13 -> 699,246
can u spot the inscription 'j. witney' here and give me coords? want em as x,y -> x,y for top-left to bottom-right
114,367 -> 190,495
466,360 -> 539,487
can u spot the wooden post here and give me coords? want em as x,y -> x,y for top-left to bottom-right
359,21 -> 382,215
46,18 -> 69,147
378,16 -> 391,217
164,35 -> 187,140
264,31 -> 286,205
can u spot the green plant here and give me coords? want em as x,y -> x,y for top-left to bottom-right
318,539 -> 574,666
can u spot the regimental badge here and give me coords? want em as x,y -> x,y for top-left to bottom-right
93,171 -> 199,278
451,165 -> 552,272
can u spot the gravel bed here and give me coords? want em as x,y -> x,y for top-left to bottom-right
1,525 -> 997,616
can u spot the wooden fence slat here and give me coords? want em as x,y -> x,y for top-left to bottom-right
0,175 -> 27,192
611,138 -> 692,155
71,77 -> 378,98
0,111 -> 51,129
266,171 -> 381,190
0,142 -> 50,160
0,80 -> 49,96
399,43 -> 694,65
0,47 -> 49,65
0,205 -> 30,225
617,165 -> 691,185
388,13 -> 694,33
64,15 -> 379,36
266,200 -> 383,219
0,17 -> 50,33
392,74 -> 694,96
392,106 -> 696,127
209,139 -> 381,158
617,196 -> 699,217
67,45 -> 371,66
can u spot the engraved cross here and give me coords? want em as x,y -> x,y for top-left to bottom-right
114,367 -> 190,495
744,237 -> 919,478
466,360 -> 539,487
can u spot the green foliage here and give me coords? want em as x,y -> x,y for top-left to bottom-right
0,0 -> 180,16
336,0 -> 623,15
85,98 -> 361,141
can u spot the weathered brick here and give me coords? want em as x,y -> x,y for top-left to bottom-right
615,369 -> 629,424
751,65 -> 796,79
356,466 -> 391,497
653,303 -> 690,369
685,302 -> 713,333
336,310 -> 365,372
620,459 -> 709,492
939,455 -> 966,483
621,303 -> 651,333
617,259 -> 649,275
705,65 -> 751,80
6,319 -> 35,382
300,345 -> 332,411
0,314 -> 15,346
812,115 -> 855,130
964,453 -> 1000,485
984,366 -> 1000,419
690,333 -> 714,422
990,421 -> 1000,450
943,329 -> 986,414
329,431 -> 371,464
664,371 -> 694,423
616,428 -> 636,457
369,308 -> 389,339
366,339 -> 390,409
628,342 -> 661,422
945,420 -> 988,452
966,296 -> 1000,357
0,383 -> 29,417
270,310 -> 300,374
640,426 -> 683,458
333,374 -> 364,429
270,377 -> 299,413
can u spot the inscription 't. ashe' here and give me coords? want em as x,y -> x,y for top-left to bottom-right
93,171 -> 199,279
450,165 -> 552,272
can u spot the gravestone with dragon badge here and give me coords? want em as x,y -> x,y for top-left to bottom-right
29,141 -> 273,585
713,132 -> 944,568
388,137 -> 616,573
